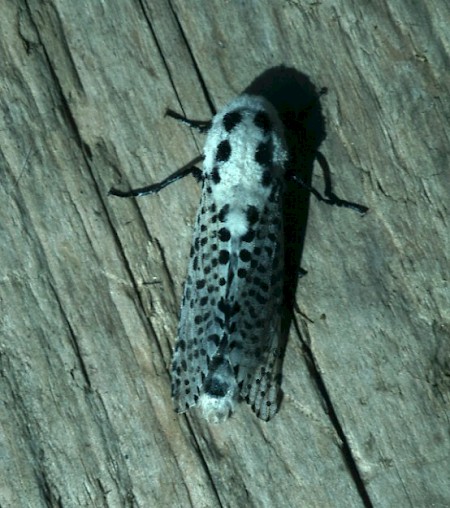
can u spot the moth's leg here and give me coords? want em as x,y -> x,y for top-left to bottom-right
165,109 -> 211,133
290,152 -> 368,215
109,155 -> 204,198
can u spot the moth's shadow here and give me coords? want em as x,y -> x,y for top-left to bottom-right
245,66 -> 328,408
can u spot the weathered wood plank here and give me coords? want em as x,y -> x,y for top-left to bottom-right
1,0 -> 448,507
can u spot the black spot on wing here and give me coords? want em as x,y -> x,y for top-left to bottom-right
239,249 -> 252,262
218,227 -> 231,241
218,249 -> 230,264
246,205 -> 259,225
237,268 -> 247,278
217,298 -> 241,318
241,229 -> 255,242
219,204 -> 230,222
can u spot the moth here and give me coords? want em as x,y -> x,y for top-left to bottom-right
110,94 -> 367,423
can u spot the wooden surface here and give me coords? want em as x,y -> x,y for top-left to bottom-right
1,1 -> 449,507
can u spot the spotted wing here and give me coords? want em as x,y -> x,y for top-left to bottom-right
171,190 -> 224,413
227,197 -> 284,421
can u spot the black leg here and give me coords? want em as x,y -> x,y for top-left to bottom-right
165,109 -> 211,133
290,152 -> 369,215
109,155 -> 204,198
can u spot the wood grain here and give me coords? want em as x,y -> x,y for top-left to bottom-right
1,1 -> 449,506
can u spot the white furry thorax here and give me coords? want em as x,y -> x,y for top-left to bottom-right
203,95 -> 287,195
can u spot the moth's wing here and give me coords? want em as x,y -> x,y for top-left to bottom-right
172,187 -> 285,420
228,199 -> 285,421
171,192 -> 223,413
245,316 -> 283,421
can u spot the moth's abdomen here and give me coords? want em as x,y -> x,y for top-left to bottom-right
198,356 -> 238,423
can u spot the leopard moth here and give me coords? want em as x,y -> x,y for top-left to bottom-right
109,94 -> 367,423
179,95 -> 288,423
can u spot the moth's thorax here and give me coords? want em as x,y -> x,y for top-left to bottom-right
203,95 -> 288,199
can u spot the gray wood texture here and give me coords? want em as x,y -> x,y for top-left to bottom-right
1,1 -> 449,507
